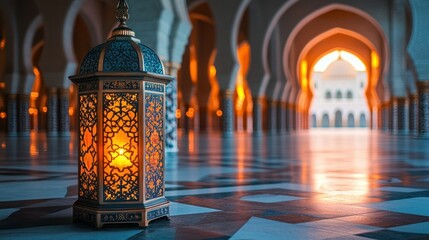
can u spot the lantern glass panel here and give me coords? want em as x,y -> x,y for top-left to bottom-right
145,84 -> 165,200
103,92 -> 139,201
79,93 -> 98,200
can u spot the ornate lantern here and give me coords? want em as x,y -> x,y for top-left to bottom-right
69,0 -> 172,228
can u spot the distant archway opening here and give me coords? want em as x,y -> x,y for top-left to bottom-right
309,50 -> 369,128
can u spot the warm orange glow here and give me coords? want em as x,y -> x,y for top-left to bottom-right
216,110 -> 223,117
236,135 -> 245,183
209,65 -> 216,78
68,107 -> 74,116
28,108 -> 35,115
109,132 -> 133,171
176,109 -> 182,119
314,50 -> 366,72
0,82 -> 5,89
30,92 -> 39,99
235,42 -> 251,114
371,51 -> 379,69
188,130 -> 195,153
42,107 -> 48,113
310,130 -> 371,203
301,60 -> 308,89
190,45 -> 197,83
186,108 -> 195,118
0,112 -> 6,119
236,76 -> 246,112
30,144 -> 38,156
0,38 -> 5,49
33,67 -> 40,79
1,143 -> 5,149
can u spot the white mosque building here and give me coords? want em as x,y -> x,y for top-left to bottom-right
310,50 -> 369,128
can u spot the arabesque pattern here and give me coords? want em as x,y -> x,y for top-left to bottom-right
78,94 -> 98,200
145,93 -> 164,200
103,93 -> 139,201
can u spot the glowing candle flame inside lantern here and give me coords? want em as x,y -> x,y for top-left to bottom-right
109,131 -> 133,171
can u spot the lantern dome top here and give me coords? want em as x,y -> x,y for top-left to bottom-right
78,0 -> 164,75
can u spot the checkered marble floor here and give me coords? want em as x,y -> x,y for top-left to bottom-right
1,129 -> 429,239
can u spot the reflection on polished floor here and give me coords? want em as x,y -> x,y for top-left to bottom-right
1,129 -> 429,239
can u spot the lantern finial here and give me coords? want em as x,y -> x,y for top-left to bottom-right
116,0 -> 129,26
112,0 -> 135,37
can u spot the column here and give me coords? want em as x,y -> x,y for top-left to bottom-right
392,97 -> 408,134
165,78 -> 178,152
417,81 -> 429,137
18,94 -> 30,136
7,94 -> 18,136
58,88 -> 70,136
268,100 -> 277,133
386,102 -> 392,132
252,96 -> 264,135
220,90 -> 234,136
408,93 -> 418,135
47,88 -> 58,136
277,101 -> 286,132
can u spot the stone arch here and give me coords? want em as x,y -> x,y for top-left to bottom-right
284,3 -> 389,81
282,3 -> 390,108
311,113 -> 317,128
322,113 -> 329,128
336,90 -> 342,99
21,15 -> 43,94
359,113 -> 367,127
335,110 -> 342,127
247,0 -> 299,97
62,0 -> 85,82
348,113 -> 355,127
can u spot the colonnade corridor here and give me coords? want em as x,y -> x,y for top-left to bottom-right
1,129 -> 429,239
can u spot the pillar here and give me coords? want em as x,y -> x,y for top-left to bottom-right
18,94 -> 30,136
165,77 -> 178,151
6,94 -> 18,136
408,93 -> 418,135
408,0 -> 429,137
47,88 -> 58,136
417,82 -> 429,137
268,100 -> 277,133
386,102 -> 392,131
220,90 -> 234,135
277,101 -> 286,132
391,97 -> 408,134
58,88 -> 70,136
252,96 -> 264,135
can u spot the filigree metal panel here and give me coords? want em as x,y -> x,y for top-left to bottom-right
145,92 -> 164,200
101,212 -> 142,223
78,81 -> 98,92
79,94 -> 98,200
139,44 -> 164,74
79,44 -> 104,74
103,41 -> 140,72
147,207 -> 169,221
103,81 -> 139,90
103,93 -> 139,201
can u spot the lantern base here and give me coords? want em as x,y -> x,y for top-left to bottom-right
73,199 -> 170,228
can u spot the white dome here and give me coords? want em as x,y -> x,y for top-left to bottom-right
322,59 -> 356,79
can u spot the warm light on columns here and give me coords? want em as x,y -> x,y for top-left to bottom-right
314,50 -> 366,72
190,45 -> 198,83
301,60 -> 308,89
371,51 -> 379,69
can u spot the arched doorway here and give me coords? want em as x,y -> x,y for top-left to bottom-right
335,110 -> 342,127
348,113 -> 355,127
322,113 -> 329,127
309,50 -> 369,128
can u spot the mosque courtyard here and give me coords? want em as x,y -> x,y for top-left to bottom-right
1,129 -> 429,239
